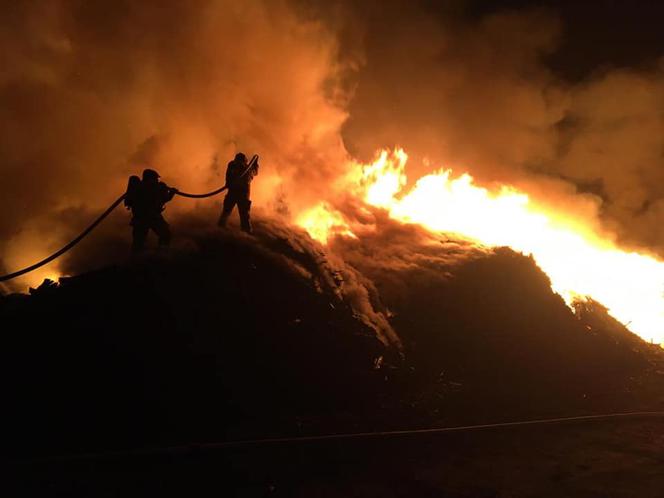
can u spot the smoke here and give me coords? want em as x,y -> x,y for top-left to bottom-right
552,68 -> 664,252
332,1 -> 664,255
3,0 -> 664,292
0,0 -> 350,285
341,4 -> 564,180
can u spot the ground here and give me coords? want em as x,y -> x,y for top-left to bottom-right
11,416 -> 664,497
3,220 -> 664,496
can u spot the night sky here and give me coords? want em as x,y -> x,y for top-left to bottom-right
470,0 -> 664,80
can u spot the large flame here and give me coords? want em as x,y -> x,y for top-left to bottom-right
297,148 -> 664,345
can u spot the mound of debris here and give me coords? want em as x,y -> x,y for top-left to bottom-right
397,249 -> 661,420
2,226 -> 391,458
3,219 -> 663,459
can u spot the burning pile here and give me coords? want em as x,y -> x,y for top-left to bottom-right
298,148 -> 664,345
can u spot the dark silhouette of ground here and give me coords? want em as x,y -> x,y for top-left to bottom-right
4,220 -> 664,496
12,416 -> 664,497
373,248 -> 661,422
3,230 -> 392,460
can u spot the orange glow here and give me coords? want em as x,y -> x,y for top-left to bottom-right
298,148 -> 664,345
3,228 -> 63,291
16,264 -> 61,290
12,268 -> 62,291
296,202 -> 356,245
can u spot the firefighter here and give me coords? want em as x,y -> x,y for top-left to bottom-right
124,169 -> 177,253
217,152 -> 259,233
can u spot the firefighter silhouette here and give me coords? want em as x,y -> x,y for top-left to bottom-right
218,152 -> 259,233
124,169 -> 176,252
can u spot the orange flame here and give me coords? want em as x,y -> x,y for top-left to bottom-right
298,148 -> 664,345
296,203 -> 356,244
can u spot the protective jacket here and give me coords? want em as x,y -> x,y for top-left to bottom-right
226,158 -> 258,194
125,175 -> 175,252
218,157 -> 259,233
125,178 -> 175,222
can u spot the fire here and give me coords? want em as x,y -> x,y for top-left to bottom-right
296,203 -> 356,245
298,148 -> 664,345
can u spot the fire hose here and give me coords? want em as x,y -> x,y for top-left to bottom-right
174,154 -> 258,198
0,155 -> 259,283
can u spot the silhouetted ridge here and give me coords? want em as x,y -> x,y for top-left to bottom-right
3,224 -> 663,459
2,229 -> 389,458
374,247 -> 654,419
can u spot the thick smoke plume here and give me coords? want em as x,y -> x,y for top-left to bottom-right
3,0 -> 664,293
334,1 -> 664,254
0,0 -> 350,288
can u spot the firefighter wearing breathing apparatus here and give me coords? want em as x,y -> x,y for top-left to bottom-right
124,168 -> 177,253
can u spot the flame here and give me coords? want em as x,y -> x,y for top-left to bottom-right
298,148 -> 664,345
296,203 -> 357,245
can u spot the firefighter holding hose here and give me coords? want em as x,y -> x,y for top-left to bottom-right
0,154 -> 259,282
124,168 -> 177,253
218,152 -> 259,233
